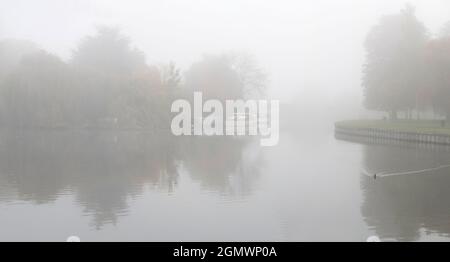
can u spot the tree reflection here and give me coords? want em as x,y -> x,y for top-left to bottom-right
179,136 -> 262,197
0,131 -> 260,229
356,137 -> 450,241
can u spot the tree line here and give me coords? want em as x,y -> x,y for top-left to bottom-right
0,27 -> 267,129
363,5 -> 450,120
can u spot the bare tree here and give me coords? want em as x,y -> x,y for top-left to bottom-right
225,51 -> 268,99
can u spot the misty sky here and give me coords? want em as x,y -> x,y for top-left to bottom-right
1,0 -> 449,105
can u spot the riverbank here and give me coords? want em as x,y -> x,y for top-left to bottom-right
335,120 -> 450,145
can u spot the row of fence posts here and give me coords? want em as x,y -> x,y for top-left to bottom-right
335,126 -> 450,145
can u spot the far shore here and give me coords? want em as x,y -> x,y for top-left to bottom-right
335,119 -> 450,136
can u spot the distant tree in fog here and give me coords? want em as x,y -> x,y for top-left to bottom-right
0,28 -> 176,129
185,52 -> 267,100
185,54 -> 243,100
0,28 -> 266,129
1,51 -> 69,127
160,62 -> 182,90
0,39 -> 40,126
440,21 -> 450,38
427,35 -> 450,119
122,65 -> 166,128
72,26 -> 146,77
70,27 -> 157,127
225,51 -> 268,98
363,5 -> 429,119
0,39 -> 39,81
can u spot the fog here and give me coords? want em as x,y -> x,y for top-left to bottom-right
2,1 -> 450,242
1,0 -> 448,107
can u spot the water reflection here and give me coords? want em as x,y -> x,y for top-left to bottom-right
0,130 -> 260,229
337,133 -> 450,241
8,130 -> 450,240
180,136 -> 262,197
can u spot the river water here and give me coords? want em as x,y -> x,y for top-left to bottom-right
1,128 -> 450,241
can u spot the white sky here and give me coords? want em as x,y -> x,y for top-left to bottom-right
1,0 -> 449,104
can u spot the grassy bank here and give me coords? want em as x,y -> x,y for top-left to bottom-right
335,119 -> 450,136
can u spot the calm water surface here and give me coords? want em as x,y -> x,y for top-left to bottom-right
1,128 -> 450,241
